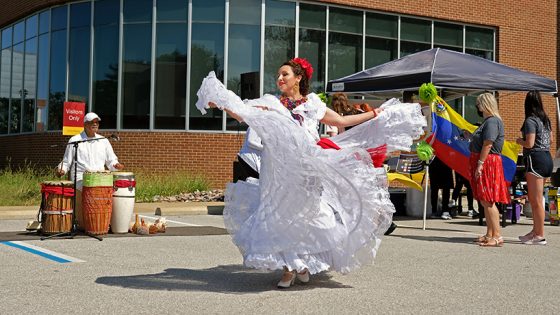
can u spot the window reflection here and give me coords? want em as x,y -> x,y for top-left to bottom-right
299,3 -> 326,93
11,43 -> 24,133
189,0 -> 224,131
0,48 -> 11,133
23,37 -> 37,132
48,30 -> 67,130
36,34 -> 48,132
68,2 -> 91,105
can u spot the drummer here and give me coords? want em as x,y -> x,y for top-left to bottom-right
56,112 -> 124,226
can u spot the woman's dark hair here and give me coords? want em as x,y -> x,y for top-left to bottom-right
331,93 -> 361,116
524,90 -> 551,130
283,60 -> 310,96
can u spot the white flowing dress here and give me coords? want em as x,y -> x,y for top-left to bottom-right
196,72 -> 426,274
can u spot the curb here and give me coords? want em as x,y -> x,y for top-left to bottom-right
0,202 -> 225,220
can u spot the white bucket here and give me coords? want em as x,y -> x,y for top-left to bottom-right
111,172 -> 135,233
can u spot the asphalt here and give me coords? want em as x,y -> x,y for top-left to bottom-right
0,201 -> 225,220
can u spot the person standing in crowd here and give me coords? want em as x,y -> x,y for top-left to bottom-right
429,156 -> 454,219
467,93 -> 509,247
199,58 -> 425,288
516,91 -> 552,245
234,127 -> 262,182
449,171 -> 479,218
56,112 -> 124,229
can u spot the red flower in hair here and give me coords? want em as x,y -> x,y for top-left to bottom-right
292,57 -> 313,80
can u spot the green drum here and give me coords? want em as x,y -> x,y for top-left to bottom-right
83,171 -> 113,187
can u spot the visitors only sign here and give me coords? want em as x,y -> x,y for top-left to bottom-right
62,102 -> 85,136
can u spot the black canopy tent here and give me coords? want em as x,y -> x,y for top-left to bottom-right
326,48 -> 558,101
326,48 -> 559,229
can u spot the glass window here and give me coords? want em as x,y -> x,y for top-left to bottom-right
39,11 -> 50,34
36,34 -> 48,132
0,48 -> 11,134
95,0 -> 119,26
157,0 -> 187,22
300,3 -> 325,30
365,37 -> 397,68
434,22 -> 462,47
48,30 -> 67,130
464,95 -> 482,124
265,0 -> 295,26
70,2 -> 91,28
328,32 -> 362,81
400,41 -> 431,57
11,43 -> 24,133
122,24 -> 151,129
466,26 -> 493,50
51,6 -> 68,31
26,15 -> 38,40
189,0 -> 225,131
366,13 -> 397,38
13,22 -> 25,45
330,7 -> 362,34
299,4 -> 326,93
263,0 -> 295,95
401,17 -> 431,42
466,48 -> 493,60
227,0 -> 260,131
154,23 -> 187,129
23,37 -> 37,133
68,3 -> 91,105
123,0 -> 152,23
92,25 -> 119,129
1,28 -> 11,49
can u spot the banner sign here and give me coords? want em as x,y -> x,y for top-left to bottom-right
62,102 -> 85,136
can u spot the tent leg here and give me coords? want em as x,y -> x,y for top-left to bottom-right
423,165 -> 429,230
555,96 -> 560,136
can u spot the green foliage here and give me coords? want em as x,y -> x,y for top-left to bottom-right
0,166 -> 210,206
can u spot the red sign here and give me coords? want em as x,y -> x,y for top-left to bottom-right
62,102 -> 86,136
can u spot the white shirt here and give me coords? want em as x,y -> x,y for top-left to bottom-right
58,131 -> 120,190
238,127 -> 263,173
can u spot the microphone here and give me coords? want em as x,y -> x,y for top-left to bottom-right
109,133 -> 120,141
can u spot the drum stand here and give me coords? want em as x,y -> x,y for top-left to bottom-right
42,139 -> 103,241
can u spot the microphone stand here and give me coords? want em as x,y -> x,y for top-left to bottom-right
41,135 -> 116,241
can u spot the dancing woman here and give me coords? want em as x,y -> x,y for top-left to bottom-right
196,58 -> 426,288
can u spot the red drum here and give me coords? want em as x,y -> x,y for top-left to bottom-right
40,181 -> 74,234
82,171 -> 113,235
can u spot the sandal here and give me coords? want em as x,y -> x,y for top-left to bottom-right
479,236 -> 503,247
473,235 -> 490,243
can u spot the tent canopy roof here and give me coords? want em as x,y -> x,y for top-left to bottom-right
326,48 -> 557,98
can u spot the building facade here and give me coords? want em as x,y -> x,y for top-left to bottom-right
0,0 -> 557,187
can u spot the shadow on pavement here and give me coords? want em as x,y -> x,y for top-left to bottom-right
96,264 -> 351,293
391,234 -> 475,244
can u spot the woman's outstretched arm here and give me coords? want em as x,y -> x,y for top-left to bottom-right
320,107 -> 382,128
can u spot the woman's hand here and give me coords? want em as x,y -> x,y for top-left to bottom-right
254,105 -> 269,111
208,102 -> 218,108
462,130 -> 473,140
475,163 -> 483,178
516,137 -> 523,145
373,107 -> 383,117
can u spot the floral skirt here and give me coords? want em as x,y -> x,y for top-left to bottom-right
469,153 -> 509,204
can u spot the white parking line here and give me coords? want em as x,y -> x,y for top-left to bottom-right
138,215 -> 202,227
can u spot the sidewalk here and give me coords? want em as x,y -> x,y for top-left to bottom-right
0,201 -> 225,220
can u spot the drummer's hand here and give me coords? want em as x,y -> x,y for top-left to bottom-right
56,168 -> 65,177
114,163 -> 125,170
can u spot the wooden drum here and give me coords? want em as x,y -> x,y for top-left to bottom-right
40,181 -> 74,234
82,171 -> 113,235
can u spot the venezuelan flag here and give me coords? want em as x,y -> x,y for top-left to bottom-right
427,96 -> 520,184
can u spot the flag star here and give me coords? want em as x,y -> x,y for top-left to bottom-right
454,135 -> 459,140
447,139 -> 452,144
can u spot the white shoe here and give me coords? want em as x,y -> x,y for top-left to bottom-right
448,200 -> 457,208
296,270 -> 310,283
522,236 -> 547,245
467,210 -> 474,217
441,212 -> 452,220
277,271 -> 296,288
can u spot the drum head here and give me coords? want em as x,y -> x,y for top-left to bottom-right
42,180 -> 74,187
112,171 -> 134,176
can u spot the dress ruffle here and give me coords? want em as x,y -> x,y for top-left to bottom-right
197,71 -> 426,274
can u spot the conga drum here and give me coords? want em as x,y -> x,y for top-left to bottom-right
111,172 -> 136,233
82,171 -> 113,235
40,181 -> 74,234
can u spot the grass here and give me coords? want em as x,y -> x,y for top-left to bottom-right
0,166 -> 210,206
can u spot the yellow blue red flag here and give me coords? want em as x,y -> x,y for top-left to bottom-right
427,96 -> 520,184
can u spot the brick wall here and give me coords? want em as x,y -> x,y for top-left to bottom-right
0,131 -> 245,188
1,0 -> 558,187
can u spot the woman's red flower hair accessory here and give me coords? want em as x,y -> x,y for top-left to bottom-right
292,57 -> 313,80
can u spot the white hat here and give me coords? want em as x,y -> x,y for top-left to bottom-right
84,112 -> 101,123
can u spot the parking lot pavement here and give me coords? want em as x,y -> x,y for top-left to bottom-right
1,214 -> 559,314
